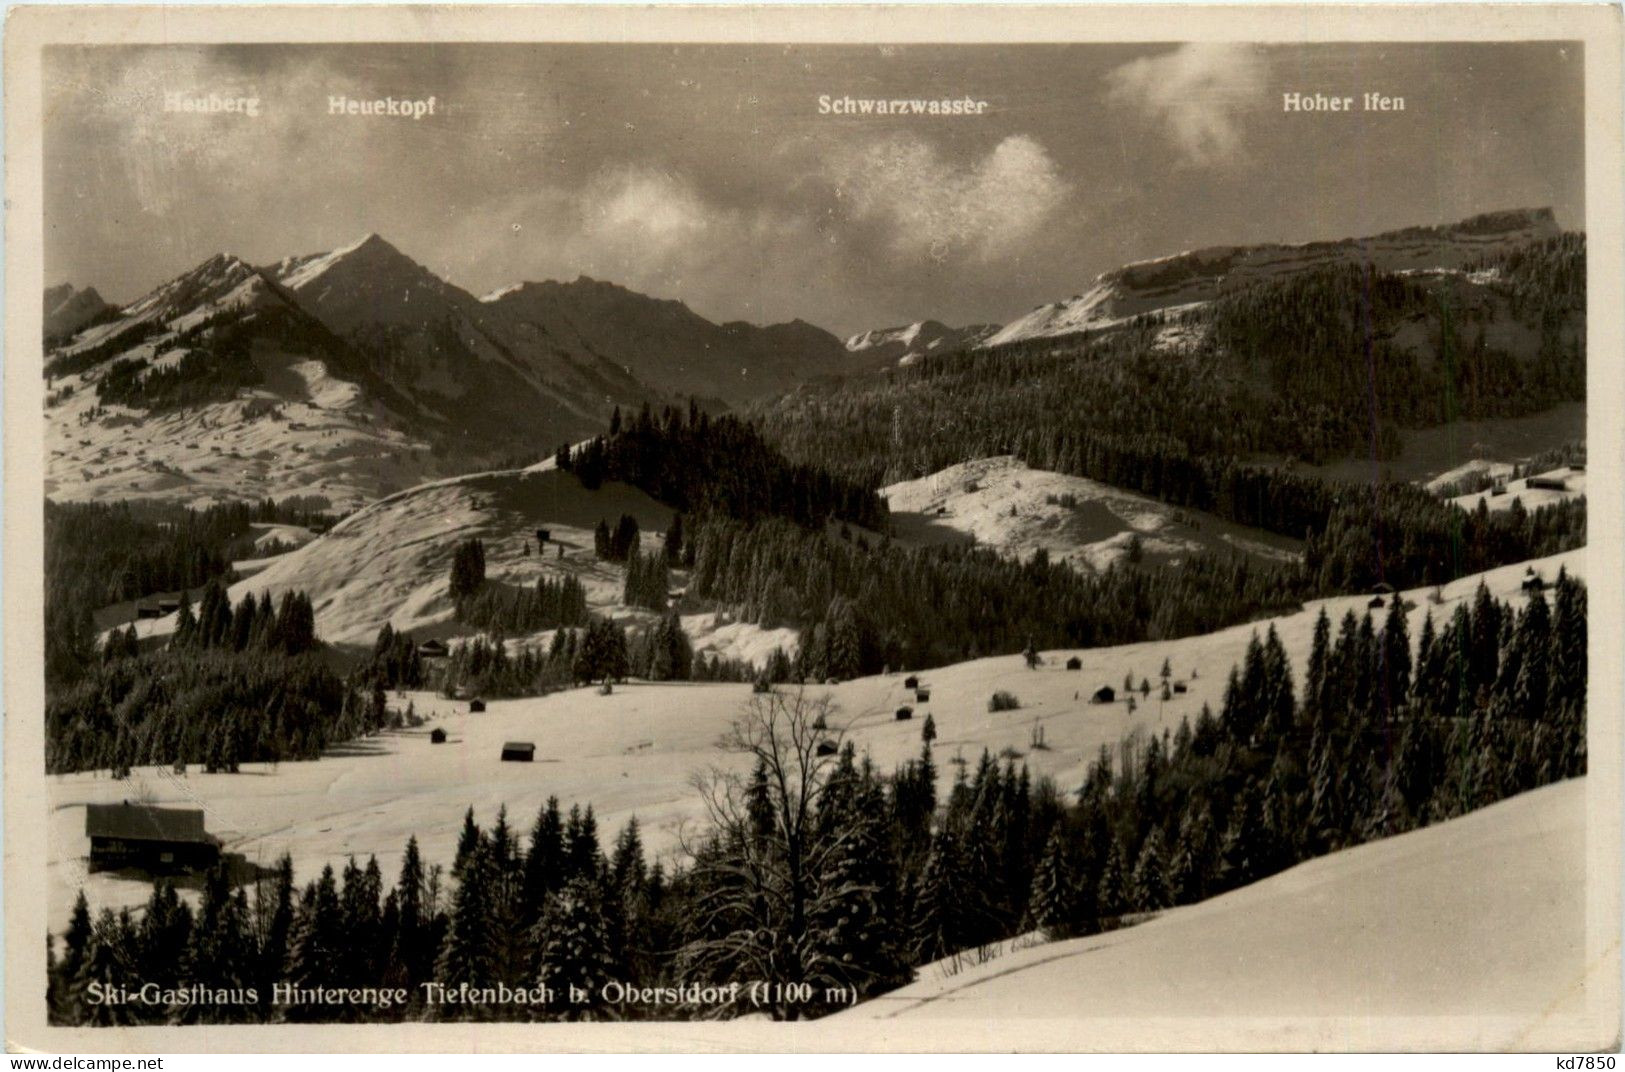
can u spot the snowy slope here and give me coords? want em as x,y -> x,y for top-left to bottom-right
1450,466 -> 1587,514
983,208 -> 1563,348
46,349 -> 435,513
845,320 -> 1000,367
883,456 -> 1301,571
843,778 -> 1600,1048
48,546 -> 1582,938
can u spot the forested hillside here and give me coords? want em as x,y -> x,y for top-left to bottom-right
46,580 -> 362,775
44,498 -> 334,690
558,404 -> 887,531
753,236 -> 1586,599
760,236 -> 1583,488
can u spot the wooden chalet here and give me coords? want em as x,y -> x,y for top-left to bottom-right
1090,685 -> 1115,704
430,727 -> 448,744
501,741 -> 535,762
418,639 -> 449,658
1065,656 -> 1082,671
894,706 -> 914,721
85,803 -> 220,871
470,699 -> 487,713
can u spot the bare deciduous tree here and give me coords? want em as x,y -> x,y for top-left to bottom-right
677,686 -> 881,1019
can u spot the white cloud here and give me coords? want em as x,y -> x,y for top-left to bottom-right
577,167 -> 713,260
442,166 -> 847,326
825,134 -> 1070,262
1106,44 -> 1268,166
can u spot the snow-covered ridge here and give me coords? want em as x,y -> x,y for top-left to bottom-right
982,207 -> 1563,348
844,320 -> 1001,366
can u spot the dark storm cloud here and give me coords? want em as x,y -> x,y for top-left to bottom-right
44,41 -> 1583,336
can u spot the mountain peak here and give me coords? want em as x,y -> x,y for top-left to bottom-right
275,232 -> 432,296
340,232 -> 398,256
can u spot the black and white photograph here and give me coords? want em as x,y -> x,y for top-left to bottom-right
5,4 -> 1621,1055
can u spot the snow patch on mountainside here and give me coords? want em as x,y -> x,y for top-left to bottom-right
46,343 -> 435,513
884,456 -> 1301,570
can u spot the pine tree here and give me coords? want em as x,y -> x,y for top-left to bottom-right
1025,828 -> 1078,939
913,827 -> 968,964
51,892 -> 93,1024
453,807 -> 481,878
530,875 -> 614,1020
1095,840 -> 1127,920
523,797 -> 566,925
1129,828 -> 1170,911
284,866 -> 343,1020
436,840 -> 499,1018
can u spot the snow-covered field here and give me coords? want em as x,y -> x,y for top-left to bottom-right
843,777 -> 1598,1048
46,547 -> 1581,935
1449,466 -> 1587,514
884,456 -> 1302,571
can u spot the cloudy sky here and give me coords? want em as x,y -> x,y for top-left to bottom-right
44,41 -> 1583,336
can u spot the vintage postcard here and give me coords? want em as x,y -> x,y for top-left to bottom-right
5,4 -> 1622,1055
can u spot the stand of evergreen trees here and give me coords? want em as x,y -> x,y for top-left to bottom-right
560,404 -> 886,531
456,577 -> 590,635
47,581 -> 357,774
45,497 -> 336,692
684,513 -> 1303,674
361,624 -> 426,691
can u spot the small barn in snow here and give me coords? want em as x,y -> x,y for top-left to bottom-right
501,741 -> 535,762
1090,686 -> 1115,704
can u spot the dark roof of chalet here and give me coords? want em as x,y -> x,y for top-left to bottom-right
502,741 -> 535,751
85,803 -> 214,844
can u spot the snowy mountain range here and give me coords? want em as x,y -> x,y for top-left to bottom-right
44,207 -> 1573,509
43,234 -> 872,505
